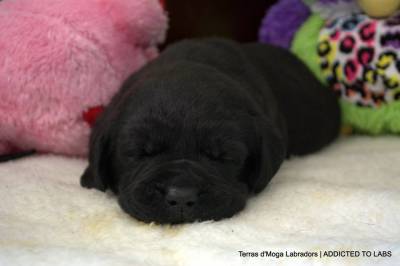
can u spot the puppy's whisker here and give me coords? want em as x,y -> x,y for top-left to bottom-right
119,193 -> 156,220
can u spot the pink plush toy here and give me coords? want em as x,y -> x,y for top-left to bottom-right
0,0 -> 167,156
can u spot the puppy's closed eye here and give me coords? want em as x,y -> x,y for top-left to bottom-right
141,142 -> 168,158
201,140 -> 247,165
122,141 -> 168,160
201,149 -> 235,163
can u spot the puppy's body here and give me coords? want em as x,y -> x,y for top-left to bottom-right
81,39 -> 340,224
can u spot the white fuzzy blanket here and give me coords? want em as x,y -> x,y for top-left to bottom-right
0,136 -> 399,266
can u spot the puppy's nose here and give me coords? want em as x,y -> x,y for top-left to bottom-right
165,186 -> 198,208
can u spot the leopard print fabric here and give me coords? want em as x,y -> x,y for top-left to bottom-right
318,13 -> 400,108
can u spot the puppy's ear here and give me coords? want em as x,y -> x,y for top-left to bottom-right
246,116 -> 287,193
80,124 -> 113,192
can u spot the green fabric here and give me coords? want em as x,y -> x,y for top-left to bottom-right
340,100 -> 400,134
301,0 -> 316,6
291,14 -> 326,84
290,13 -> 400,134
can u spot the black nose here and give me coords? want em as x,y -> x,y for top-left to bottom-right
165,186 -> 198,208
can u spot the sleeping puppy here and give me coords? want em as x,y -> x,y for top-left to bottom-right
81,38 -> 340,224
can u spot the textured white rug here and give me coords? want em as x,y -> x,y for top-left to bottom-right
0,136 -> 399,266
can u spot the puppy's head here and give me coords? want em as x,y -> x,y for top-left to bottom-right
81,69 -> 286,224
81,106 -> 286,224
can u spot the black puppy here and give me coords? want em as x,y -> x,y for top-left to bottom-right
81,38 -> 340,224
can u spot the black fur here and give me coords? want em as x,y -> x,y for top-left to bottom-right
81,38 -> 340,224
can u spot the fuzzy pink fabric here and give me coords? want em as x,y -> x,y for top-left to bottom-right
0,0 -> 167,156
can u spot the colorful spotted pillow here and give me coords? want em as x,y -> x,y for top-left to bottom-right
318,13 -> 400,108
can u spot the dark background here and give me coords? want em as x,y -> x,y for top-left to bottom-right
163,0 -> 278,47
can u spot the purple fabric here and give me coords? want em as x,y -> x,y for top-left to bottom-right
258,0 -> 311,48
